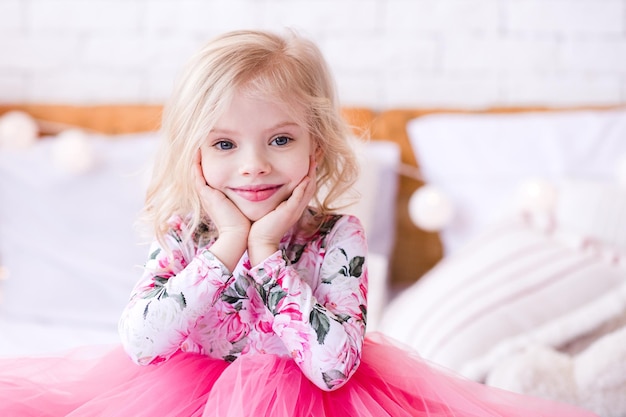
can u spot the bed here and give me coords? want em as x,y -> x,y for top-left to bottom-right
1,104 -> 625,416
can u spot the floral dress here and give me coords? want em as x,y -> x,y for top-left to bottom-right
118,210 -> 368,391
0,210 -> 600,416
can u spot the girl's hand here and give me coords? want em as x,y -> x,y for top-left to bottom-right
248,156 -> 317,265
195,151 -> 250,271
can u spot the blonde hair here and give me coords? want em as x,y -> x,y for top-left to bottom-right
142,29 -> 360,245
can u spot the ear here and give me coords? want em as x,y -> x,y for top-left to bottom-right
313,144 -> 324,163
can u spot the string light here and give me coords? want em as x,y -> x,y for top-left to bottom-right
0,111 -> 38,149
516,178 -> 557,214
51,129 -> 95,174
398,163 -> 454,232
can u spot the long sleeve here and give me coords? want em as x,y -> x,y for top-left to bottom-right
248,215 -> 368,391
118,218 -> 234,365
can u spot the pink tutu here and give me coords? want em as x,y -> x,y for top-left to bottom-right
0,334 -> 597,417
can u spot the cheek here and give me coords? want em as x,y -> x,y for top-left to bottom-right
202,166 -> 227,189
286,160 -> 310,189
200,150 -> 226,188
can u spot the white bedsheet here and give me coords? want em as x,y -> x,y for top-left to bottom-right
0,318 -> 119,357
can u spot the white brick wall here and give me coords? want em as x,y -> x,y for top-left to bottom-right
1,0 -> 625,108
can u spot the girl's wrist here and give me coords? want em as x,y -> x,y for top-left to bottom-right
247,241 -> 279,266
209,231 -> 248,271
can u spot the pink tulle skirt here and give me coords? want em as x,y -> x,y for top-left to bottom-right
0,334 -> 597,417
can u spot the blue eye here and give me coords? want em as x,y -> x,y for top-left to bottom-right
271,136 -> 292,146
214,140 -> 234,150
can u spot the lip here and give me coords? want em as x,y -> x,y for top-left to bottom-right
230,184 -> 283,202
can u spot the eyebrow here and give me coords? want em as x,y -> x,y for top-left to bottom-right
210,121 -> 302,135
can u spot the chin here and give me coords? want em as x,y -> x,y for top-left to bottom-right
240,206 -> 274,222
242,212 -> 262,222
232,193 -> 291,222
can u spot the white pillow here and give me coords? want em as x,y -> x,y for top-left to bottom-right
379,214 -> 626,381
407,109 -> 626,255
555,179 -> 626,252
342,139 -> 400,258
0,132 -> 157,331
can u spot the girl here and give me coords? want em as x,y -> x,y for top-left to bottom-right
0,29 -> 598,417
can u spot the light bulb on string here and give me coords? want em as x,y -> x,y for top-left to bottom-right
516,178 -> 557,214
0,111 -> 39,149
51,129 -> 96,174
397,162 -> 455,232
408,185 -> 454,232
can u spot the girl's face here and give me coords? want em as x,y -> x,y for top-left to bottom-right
199,92 -> 315,222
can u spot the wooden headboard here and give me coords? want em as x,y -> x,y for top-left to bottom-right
0,104 -> 620,286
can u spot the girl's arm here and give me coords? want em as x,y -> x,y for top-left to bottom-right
249,215 -> 368,391
118,217 -> 234,365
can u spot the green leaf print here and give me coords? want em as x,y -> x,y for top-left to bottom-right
154,276 -> 168,286
310,306 -> 330,345
234,276 -> 249,297
359,304 -> 368,325
268,287 -> 287,316
318,215 -> 341,237
170,292 -> 187,310
256,267 -> 273,286
141,275 -> 186,318
322,369 -> 346,390
221,286 -> 244,305
333,313 -> 351,324
349,256 -> 365,278
221,276 -> 251,305
168,228 -> 184,244
223,355 -> 237,363
330,248 -> 349,279
257,284 -> 267,304
148,248 -> 161,260
333,250 -> 364,279
142,303 -> 150,320
141,276 -> 169,299
283,244 -> 306,264
338,265 -> 349,277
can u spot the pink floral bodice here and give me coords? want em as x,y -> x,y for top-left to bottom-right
118,211 -> 368,391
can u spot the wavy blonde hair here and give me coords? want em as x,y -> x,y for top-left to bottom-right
142,29 -> 360,245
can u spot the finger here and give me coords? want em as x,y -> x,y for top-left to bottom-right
290,177 -> 310,202
194,151 -> 209,189
308,154 -> 317,178
297,168 -> 317,205
304,170 -> 317,198
281,178 -> 313,219
304,155 -> 318,197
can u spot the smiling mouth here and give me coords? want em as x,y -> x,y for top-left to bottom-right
231,185 -> 282,202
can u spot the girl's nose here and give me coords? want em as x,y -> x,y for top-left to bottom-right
238,151 -> 271,176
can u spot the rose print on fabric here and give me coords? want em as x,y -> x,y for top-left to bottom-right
322,248 -> 364,284
119,211 -> 368,392
141,276 -> 187,319
140,248 -> 187,319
